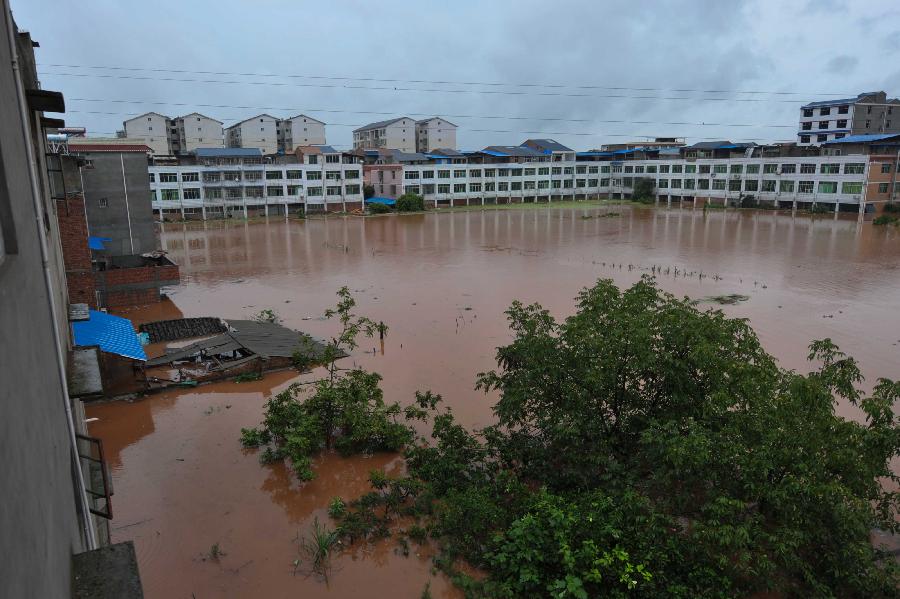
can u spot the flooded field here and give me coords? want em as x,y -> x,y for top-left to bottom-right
88,205 -> 900,598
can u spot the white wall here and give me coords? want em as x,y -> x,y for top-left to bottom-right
283,116 -> 326,150
178,114 -> 224,151
227,115 -> 278,154
124,112 -> 171,155
417,118 -> 457,152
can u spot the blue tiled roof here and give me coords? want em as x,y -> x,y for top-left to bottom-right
73,310 -> 146,361
88,236 -> 111,251
821,133 -> 900,145
194,147 -> 262,157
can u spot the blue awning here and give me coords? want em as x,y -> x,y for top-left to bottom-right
366,197 -> 396,206
88,236 -> 112,251
72,310 -> 146,361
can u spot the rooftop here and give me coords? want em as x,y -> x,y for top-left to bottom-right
481,145 -> 548,158
801,92 -> 879,109
821,133 -> 900,145
226,113 -> 277,128
353,117 -> 411,133
68,141 -> 151,153
72,310 -> 146,361
522,139 -> 574,152
194,147 -> 262,157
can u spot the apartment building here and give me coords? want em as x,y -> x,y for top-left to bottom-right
798,91 -> 900,146
149,145 -> 364,218
225,114 -> 279,155
174,112 -> 225,152
123,111 -> 224,155
277,114 -> 326,153
415,117 -> 457,153
352,117 -> 416,152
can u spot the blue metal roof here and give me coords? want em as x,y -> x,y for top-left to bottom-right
194,147 -> 262,157
576,151 -> 612,157
73,310 -> 146,361
88,236 -> 111,251
480,149 -> 509,157
821,133 -> 900,145
366,197 -> 396,206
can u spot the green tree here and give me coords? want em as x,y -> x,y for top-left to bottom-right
241,288 -> 411,480
335,277 -> 900,597
397,192 -> 426,212
632,178 -> 655,203
363,184 -> 375,199
367,201 -> 392,214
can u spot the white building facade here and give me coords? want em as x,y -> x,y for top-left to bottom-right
149,147 -> 364,218
225,114 -> 279,155
174,113 -> 224,153
798,91 -> 900,146
277,115 -> 326,153
123,111 -> 172,155
352,117 -> 416,152
416,117 -> 457,152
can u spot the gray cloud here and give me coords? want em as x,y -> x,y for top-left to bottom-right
9,0 -> 899,150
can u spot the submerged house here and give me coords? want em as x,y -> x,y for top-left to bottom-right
69,308 -> 147,399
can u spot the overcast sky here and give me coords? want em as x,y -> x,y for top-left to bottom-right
11,0 -> 900,151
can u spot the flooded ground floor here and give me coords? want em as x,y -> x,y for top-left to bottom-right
88,204 -> 900,598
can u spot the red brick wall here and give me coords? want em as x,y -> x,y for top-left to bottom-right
105,288 -> 160,307
56,194 -> 97,308
98,263 -> 180,307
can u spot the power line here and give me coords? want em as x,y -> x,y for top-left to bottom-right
65,103 -> 796,129
39,70 -> 817,103
40,63 -> 852,97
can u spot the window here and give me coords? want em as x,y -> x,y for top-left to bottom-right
563,167 -> 574,175
698,179 -> 710,190
421,184 -> 434,194
713,164 -> 727,174
345,184 -> 360,195
699,165 -> 710,174
779,180 -> 795,193
161,189 -> 179,201
562,180 -> 573,189
645,165 -> 657,174
817,134 -> 828,142
438,170 -> 451,179
538,167 -> 550,176
746,164 -> 760,174
160,173 -> 177,183
266,186 -> 283,197
744,179 -> 758,192
224,172 -> 241,182
325,171 -> 341,181
867,106 -> 872,114
761,180 -> 776,192
803,108 -> 814,117
453,184 -> 466,193
659,165 -> 670,173
841,182 -> 862,194
325,155 -> 340,163
538,180 -> 550,189
588,166 -> 599,174
404,185 -> 420,194
728,179 -> 741,191
601,178 -> 611,187
182,188 -> 201,199
683,179 -> 695,190
601,166 -> 611,174
307,186 -> 322,196
763,164 -> 778,174
820,107 -> 831,116
818,181 -> 837,194
421,170 -> 434,179
404,170 -> 419,179
879,183 -> 890,193
469,183 -> 482,192
501,181 -> 513,191
588,179 -> 598,187
575,179 -> 586,188
438,184 -> 450,194
843,163 -> 864,174
883,163 -> 893,174
98,197 -> 109,207
624,165 -> 634,174
657,179 -> 668,188
781,164 -> 796,174
798,181 -> 814,193
820,163 -> 840,174
671,179 -> 682,189
800,135 -> 811,144
484,169 -> 496,177
326,185 -> 342,196
453,169 -> 466,178
552,167 -> 562,175
802,122 -> 812,131
837,119 -> 847,128
204,188 -> 222,199
287,185 -> 302,196
306,171 -> 322,181
286,170 -> 302,180
712,180 -> 726,190
470,169 -> 482,178
308,155 -> 318,164
498,168 -> 509,177
148,173 -> 156,183
524,168 -> 536,176
838,105 -> 849,114
684,164 -> 696,174
865,120 -> 871,129
818,121 -> 829,130
800,163 -> 815,174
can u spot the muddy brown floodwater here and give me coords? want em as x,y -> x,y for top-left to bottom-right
88,205 -> 900,598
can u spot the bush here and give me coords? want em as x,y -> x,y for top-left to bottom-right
874,214 -> 899,226
367,202 -> 392,214
363,184 -> 375,199
632,178 -> 655,204
883,202 -> 900,213
396,193 -> 426,212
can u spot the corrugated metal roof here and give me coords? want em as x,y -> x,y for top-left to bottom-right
366,197 -> 396,205
69,143 -> 151,153
802,93 -> 875,109
522,139 -> 573,152
194,147 -> 262,157
576,151 -> 612,157
482,145 -> 547,158
821,133 -> 900,145
353,117 -> 411,133
73,310 -> 147,361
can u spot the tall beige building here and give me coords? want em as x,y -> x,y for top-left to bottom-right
352,117 -> 416,153
123,111 -> 223,155
277,114 -> 326,153
416,117 -> 457,152
225,114 -> 279,155
174,113 -> 224,152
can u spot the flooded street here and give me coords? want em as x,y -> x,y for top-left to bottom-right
88,205 -> 900,598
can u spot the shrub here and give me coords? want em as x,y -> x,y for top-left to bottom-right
396,193 -> 426,212
632,178 -> 655,204
874,214 -> 899,226
367,201 -> 392,214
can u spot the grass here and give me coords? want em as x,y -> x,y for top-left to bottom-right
234,372 -> 262,383
296,517 -> 340,580
207,542 -> 225,562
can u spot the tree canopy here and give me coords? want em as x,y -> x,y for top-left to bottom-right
335,277 -> 900,598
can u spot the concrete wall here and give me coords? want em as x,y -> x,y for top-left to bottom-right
0,9 -> 92,598
79,152 -> 158,255
416,118 -> 457,152
280,116 -> 326,152
123,112 -> 172,155
227,115 -> 278,154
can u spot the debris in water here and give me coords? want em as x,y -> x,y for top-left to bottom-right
702,294 -> 751,305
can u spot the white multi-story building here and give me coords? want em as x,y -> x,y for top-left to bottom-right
277,114 -> 326,153
149,146 -> 364,218
123,111 -> 224,155
225,114 -> 279,155
415,117 -> 457,153
798,91 -> 900,146
352,117 -> 416,153
173,113 -> 224,153
123,111 -> 172,155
